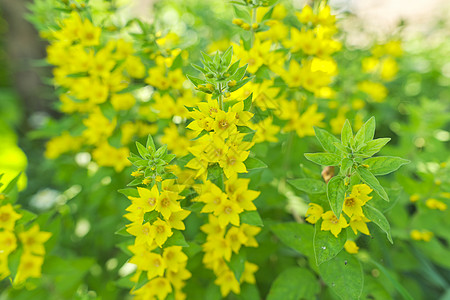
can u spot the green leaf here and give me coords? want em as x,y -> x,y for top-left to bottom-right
146,135 -> 156,152
244,157 -> 267,170
356,166 -> 389,201
16,209 -> 37,225
333,142 -> 349,154
354,116 -> 375,147
1,172 -> 22,195
261,6 -> 274,22
270,223 -> 314,259
222,46 -> 233,69
326,176 -> 347,218
191,63 -> 207,74
163,230 -> 189,247
240,211 -> 263,227
233,5 -> 251,21
318,250 -> 363,300
115,226 -> 131,237
363,156 -> 410,176
136,142 -> 149,158
267,267 -> 320,300
228,76 -> 253,93
362,205 -> 393,243
118,188 -> 139,198
186,74 -> 206,87
226,250 -> 246,282
313,219 -> 347,265
117,83 -> 147,94
288,178 -> 326,194
341,119 -> 353,148
155,145 -> 167,158
305,153 -> 342,166
243,93 -> 253,111
369,259 -> 414,300
360,138 -> 390,157
226,60 -> 240,77
313,127 -> 341,154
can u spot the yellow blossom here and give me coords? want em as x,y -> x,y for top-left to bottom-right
18,224 -> 51,255
344,240 -> 359,254
305,203 -> 323,224
0,204 -> 22,230
321,211 -> 348,237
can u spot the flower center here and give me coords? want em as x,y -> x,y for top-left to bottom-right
224,206 -> 233,214
148,197 -> 156,206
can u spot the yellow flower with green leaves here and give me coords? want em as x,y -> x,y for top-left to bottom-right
321,211 -> 348,237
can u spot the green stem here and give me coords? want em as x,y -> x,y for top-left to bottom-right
218,83 -> 224,110
250,7 -> 257,48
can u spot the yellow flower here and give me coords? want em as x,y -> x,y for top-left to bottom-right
343,195 -> 365,218
111,93 -> 136,111
252,117 -> 280,143
215,269 -> 240,297
0,204 -> 22,230
321,211 -> 348,237
241,261 -> 258,284
225,226 -> 248,253
145,252 -> 166,280
240,224 -> 261,247
129,186 -> 160,214
305,203 -> 323,224
126,222 -> 155,246
163,246 -> 188,272
200,215 -> 226,238
349,184 -> 373,204
349,215 -> 371,235
344,240 -> 359,254
167,210 -> 191,230
215,199 -> 243,228
156,190 -> 182,220
0,230 -> 17,255
425,198 -> 447,211
19,224 -> 51,256
151,218 -> 173,247
14,252 -> 44,284
0,253 -> 10,280
218,147 -> 249,178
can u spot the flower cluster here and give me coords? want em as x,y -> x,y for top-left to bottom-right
0,202 -> 51,284
306,184 -> 374,237
122,139 -> 192,300
358,40 -> 403,102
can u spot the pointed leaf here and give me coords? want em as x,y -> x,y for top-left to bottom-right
356,166 -> 389,201
363,156 -> 410,176
318,251 -> 363,300
326,176 -> 347,218
288,178 -> 326,194
341,119 -> 353,148
362,204 -> 393,243
313,127 -> 341,154
360,138 -> 390,157
146,135 -> 156,152
304,153 -> 342,166
313,219 -> 347,265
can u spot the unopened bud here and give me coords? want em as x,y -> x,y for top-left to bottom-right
232,18 -> 244,26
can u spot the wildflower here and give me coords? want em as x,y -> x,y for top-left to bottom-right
321,211 -> 348,237
0,204 -> 22,230
0,230 -> 17,255
305,203 -> 323,224
126,222 -> 155,246
19,224 -> 51,255
167,210 -> 191,230
349,215 -> 371,235
343,195 -> 365,218
425,198 -> 447,211
216,199 -> 243,227
145,252 -> 166,279
14,252 -> 44,284
215,269 -> 240,297
344,240 -> 359,254
157,190 -> 182,219
241,261 -> 258,284
151,218 -> 173,247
